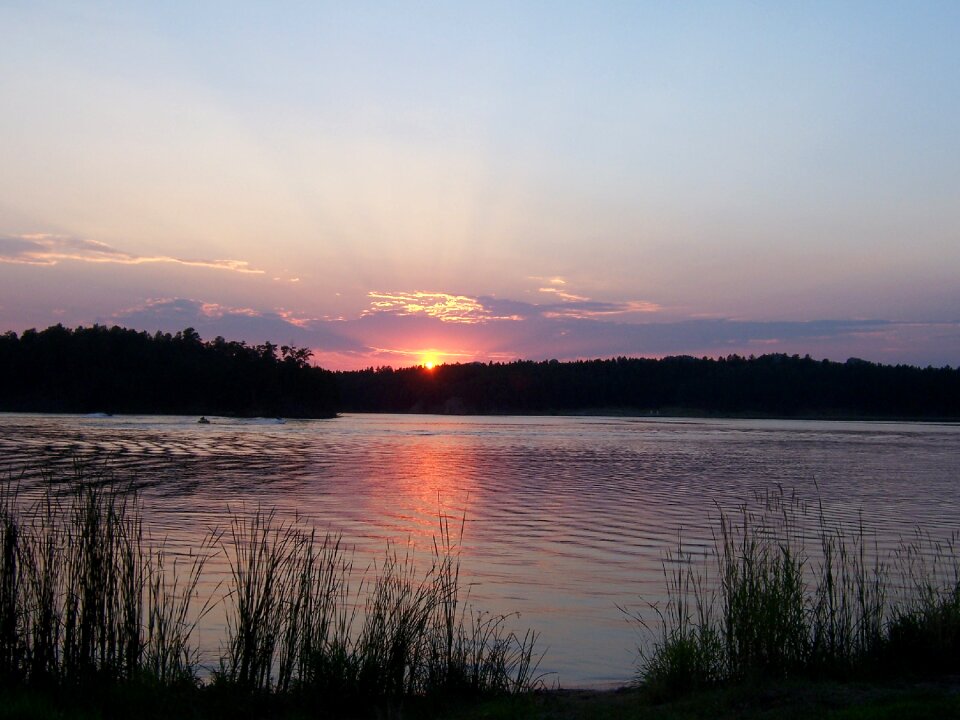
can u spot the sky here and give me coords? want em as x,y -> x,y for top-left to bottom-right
1,1 -> 958,369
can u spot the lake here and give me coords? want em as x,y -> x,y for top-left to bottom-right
1,412 -> 958,687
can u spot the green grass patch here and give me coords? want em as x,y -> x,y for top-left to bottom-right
628,488 -> 960,700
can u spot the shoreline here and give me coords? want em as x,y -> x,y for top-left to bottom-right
2,408 -> 958,423
5,676 -> 959,719
344,408 -> 960,423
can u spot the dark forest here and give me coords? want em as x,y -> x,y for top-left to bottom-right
336,354 -> 960,419
1,325 -> 958,419
0,325 -> 338,417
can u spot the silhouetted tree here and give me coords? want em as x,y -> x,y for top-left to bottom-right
2,326 -> 958,419
333,354 -> 960,418
0,325 -> 338,417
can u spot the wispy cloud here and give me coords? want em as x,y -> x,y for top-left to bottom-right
0,234 -> 264,274
363,291 -> 522,324
98,295 -> 960,370
196,302 -> 261,319
529,275 -> 569,286
363,290 -> 662,325
538,286 -> 589,302
476,294 -> 661,320
113,298 -> 263,325
109,298 -> 363,352
541,299 -> 663,318
528,277 -> 662,315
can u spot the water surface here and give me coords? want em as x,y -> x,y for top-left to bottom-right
1,413 -> 958,687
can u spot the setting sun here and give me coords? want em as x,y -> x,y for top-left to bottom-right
424,354 -> 443,370
419,351 -> 442,370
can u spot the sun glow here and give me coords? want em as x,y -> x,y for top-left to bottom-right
423,359 -> 436,370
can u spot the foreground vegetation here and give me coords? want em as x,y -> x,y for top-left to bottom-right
4,677 -> 960,719
449,678 -> 960,719
2,468 -> 959,718
631,489 -> 960,701
0,468 -> 542,718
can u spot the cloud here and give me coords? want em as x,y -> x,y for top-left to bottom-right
527,276 -> 663,312
127,299 -> 959,369
362,291 -> 522,324
337,290 -> 948,367
538,286 -> 590,302
109,298 -> 364,353
40,289 -> 960,371
475,294 -> 661,320
0,234 -> 264,274
540,299 -> 663,318
360,291 -> 662,326
528,275 -> 569,286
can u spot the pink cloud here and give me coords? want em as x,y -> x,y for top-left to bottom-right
81,293 -> 960,370
538,287 -> 590,302
362,291 -> 522,324
0,234 -> 264,274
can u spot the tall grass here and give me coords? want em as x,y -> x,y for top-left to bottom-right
883,531 -> 960,677
0,468 -> 213,689
636,487 -> 960,698
219,507 -> 295,690
143,536 -> 217,686
216,506 -> 544,703
0,470 -> 544,708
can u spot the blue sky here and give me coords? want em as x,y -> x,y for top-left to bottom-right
1,1 -> 958,368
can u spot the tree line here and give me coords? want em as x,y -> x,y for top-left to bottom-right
0,324 -> 338,417
336,354 -> 960,419
1,325 -> 958,419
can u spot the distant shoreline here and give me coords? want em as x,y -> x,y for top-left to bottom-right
4,328 -> 959,421
2,409 -> 957,424
0,410 -> 340,421
346,408 -> 960,423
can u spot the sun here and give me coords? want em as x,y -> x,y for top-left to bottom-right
423,359 -> 436,370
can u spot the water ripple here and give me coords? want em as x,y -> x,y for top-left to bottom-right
0,413 -> 958,686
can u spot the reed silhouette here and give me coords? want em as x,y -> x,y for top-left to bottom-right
0,464 -> 543,716
630,488 -> 960,699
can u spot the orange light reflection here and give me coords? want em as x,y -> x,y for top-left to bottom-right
387,433 -> 477,543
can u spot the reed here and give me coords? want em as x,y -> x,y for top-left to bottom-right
0,480 -> 23,682
627,540 -> 723,697
716,490 -> 808,680
144,538 -> 217,686
276,528 -> 355,694
882,531 -> 960,676
0,468 -> 544,711
218,506 -> 296,690
214,505 -> 544,704
422,512 -> 543,697
637,487 -> 960,698
0,469 -> 212,689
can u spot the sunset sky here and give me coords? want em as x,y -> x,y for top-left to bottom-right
2,2 -> 958,369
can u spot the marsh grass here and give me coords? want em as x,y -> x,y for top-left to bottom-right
0,466 -> 214,690
882,531 -> 960,677
216,505 -> 544,706
0,467 -> 543,713
144,536 -> 218,686
637,487 -> 960,699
